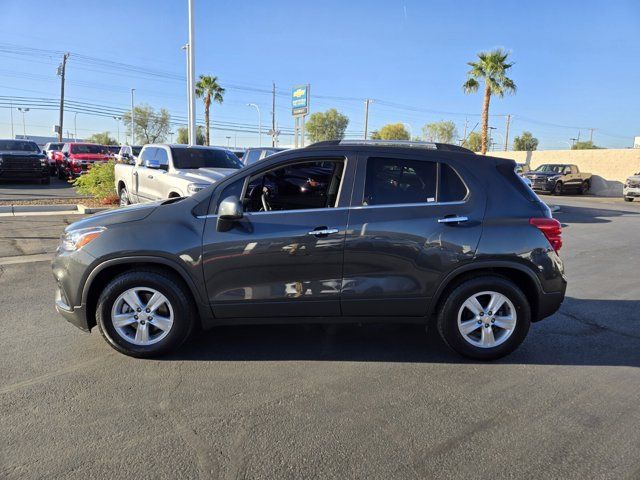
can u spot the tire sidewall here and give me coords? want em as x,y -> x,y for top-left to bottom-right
438,276 -> 531,360
119,188 -> 129,206
96,271 -> 193,357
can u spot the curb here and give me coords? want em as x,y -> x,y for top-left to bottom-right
0,204 -> 115,217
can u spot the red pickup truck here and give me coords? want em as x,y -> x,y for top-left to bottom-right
56,143 -> 110,179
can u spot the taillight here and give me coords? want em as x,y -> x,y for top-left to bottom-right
530,217 -> 562,252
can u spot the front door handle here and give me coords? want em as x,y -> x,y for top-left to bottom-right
438,216 -> 469,224
308,228 -> 339,236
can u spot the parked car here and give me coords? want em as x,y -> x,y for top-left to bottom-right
42,142 -> 64,176
243,147 -> 287,166
623,172 -> 640,202
106,145 -> 120,159
0,139 -> 50,184
515,164 -> 532,188
53,140 -> 566,360
115,145 -> 142,164
114,144 -> 243,206
57,143 -> 111,179
523,164 -> 592,195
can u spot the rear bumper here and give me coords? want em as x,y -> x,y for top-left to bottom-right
623,187 -> 640,197
535,277 -> 567,321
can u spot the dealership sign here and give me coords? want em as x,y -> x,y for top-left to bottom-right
291,85 -> 310,116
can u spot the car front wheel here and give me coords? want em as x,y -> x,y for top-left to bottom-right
552,182 -> 563,195
119,187 -> 130,206
436,276 -> 531,360
96,270 -> 195,357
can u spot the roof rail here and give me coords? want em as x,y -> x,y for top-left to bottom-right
306,139 -> 472,153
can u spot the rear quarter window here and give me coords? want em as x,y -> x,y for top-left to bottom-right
439,164 -> 468,202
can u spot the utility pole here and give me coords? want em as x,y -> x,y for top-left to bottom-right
247,103 -> 261,147
130,89 -> 135,145
57,52 -> 69,142
187,0 -> 197,146
182,44 -> 192,144
9,101 -> 14,138
271,82 -> 276,147
588,128 -> 595,143
363,99 -> 372,140
504,114 -> 511,151
460,117 -> 468,146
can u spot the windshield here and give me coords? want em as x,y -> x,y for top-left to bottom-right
107,146 -> 120,153
534,164 -> 568,174
0,140 -> 40,152
47,143 -> 64,151
171,147 -> 243,170
132,146 -> 142,156
70,144 -> 107,154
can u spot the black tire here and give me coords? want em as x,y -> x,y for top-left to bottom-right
96,270 -> 195,358
552,181 -> 563,195
57,166 -> 65,180
119,187 -> 130,206
579,181 -> 589,195
436,276 -> 531,360
624,197 -> 634,202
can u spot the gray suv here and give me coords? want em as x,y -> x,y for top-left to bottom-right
52,140 -> 566,360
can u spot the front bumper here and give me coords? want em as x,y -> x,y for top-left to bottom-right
55,296 -> 90,332
623,186 -> 640,198
52,249 -> 94,332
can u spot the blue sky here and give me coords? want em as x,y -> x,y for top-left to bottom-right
0,0 -> 638,149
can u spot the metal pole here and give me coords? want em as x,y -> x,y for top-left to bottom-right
271,82 -> 276,147
364,99 -> 371,140
18,108 -> 28,138
294,117 -> 299,148
588,128 -> 594,143
504,114 -> 511,151
74,112 -> 78,140
301,116 -> 305,147
247,104 -> 261,147
9,101 -> 14,138
57,53 -> 69,142
182,44 -> 192,145
130,89 -> 135,145
187,0 -> 197,146
113,116 -> 121,144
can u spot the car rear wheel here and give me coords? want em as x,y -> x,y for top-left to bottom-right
96,270 -> 195,357
579,181 -> 589,195
119,187 -> 130,206
436,276 -> 531,360
41,176 -> 50,185
57,166 -> 65,180
552,181 -> 563,195
624,197 -> 634,202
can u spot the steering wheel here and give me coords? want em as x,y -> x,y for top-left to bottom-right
260,187 -> 272,211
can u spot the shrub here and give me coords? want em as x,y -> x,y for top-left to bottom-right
73,161 -> 117,204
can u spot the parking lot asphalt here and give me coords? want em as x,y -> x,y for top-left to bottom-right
1,197 -> 639,479
0,177 -> 81,201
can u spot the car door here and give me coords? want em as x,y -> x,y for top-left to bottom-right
146,146 -> 169,200
341,152 -> 486,317
135,147 -> 157,202
201,152 -> 355,319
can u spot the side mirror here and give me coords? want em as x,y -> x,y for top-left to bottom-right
145,159 -> 161,169
218,195 -> 243,220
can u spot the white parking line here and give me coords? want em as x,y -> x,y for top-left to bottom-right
0,253 -> 53,265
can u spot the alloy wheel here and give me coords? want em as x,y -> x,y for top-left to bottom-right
110,287 -> 174,346
457,291 -> 517,348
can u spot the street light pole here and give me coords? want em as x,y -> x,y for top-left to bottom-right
225,136 -> 231,148
187,0 -> 196,146
363,99 -> 372,140
113,116 -> 122,144
247,103 -> 261,147
130,89 -> 135,145
182,43 -> 192,144
17,108 -> 29,138
74,112 -> 78,140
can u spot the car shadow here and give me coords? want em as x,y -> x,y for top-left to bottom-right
163,297 -> 639,368
554,203 -> 639,225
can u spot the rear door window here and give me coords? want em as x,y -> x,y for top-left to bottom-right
363,157 -> 437,206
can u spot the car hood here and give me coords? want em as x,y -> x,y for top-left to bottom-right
174,168 -> 238,184
64,201 -> 162,232
627,174 -> 640,181
0,150 -> 45,157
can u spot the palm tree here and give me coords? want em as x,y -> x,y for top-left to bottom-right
463,49 -> 516,154
195,75 -> 225,146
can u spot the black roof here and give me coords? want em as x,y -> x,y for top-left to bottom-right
305,139 -> 473,154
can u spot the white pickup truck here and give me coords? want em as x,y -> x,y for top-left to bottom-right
114,144 -> 243,205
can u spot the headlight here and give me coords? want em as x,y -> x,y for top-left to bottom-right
187,183 -> 209,194
60,227 -> 106,252
40,158 -> 48,166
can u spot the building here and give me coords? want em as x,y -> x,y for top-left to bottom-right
634,136 -> 640,149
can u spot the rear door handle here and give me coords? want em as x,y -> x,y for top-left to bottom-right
438,216 -> 468,224
308,228 -> 339,236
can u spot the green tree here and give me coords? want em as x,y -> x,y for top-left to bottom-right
85,131 -> 118,145
370,123 -> 410,140
195,75 -> 225,146
73,160 -> 116,203
462,132 -> 483,152
422,121 -> 458,143
305,108 -> 349,142
176,126 -> 205,145
122,104 -> 171,144
463,49 -> 517,154
572,140 -> 601,150
513,131 -> 539,151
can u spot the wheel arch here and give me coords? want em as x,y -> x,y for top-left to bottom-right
427,262 -> 542,323
82,256 -> 208,331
